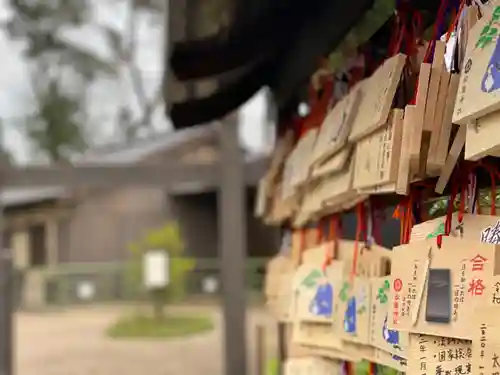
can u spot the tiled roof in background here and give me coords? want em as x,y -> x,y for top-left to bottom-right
1,187 -> 68,207
75,124 -> 217,164
2,126 -> 214,207
2,124 -> 269,207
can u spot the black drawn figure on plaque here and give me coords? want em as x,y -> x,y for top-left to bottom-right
481,221 -> 500,244
493,353 -> 500,368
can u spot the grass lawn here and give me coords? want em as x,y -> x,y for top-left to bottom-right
107,313 -> 214,339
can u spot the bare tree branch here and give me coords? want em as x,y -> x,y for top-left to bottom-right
99,0 -> 165,139
125,0 -> 148,114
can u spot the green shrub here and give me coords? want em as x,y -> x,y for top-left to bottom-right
126,221 -> 195,313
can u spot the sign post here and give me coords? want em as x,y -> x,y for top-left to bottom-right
143,249 -> 169,320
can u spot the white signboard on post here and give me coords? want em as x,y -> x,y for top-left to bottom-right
143,249 -> 169,289
76,281 -> 95,300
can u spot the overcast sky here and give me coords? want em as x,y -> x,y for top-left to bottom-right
0,0 -> 268,164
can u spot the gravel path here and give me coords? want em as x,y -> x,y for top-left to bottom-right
16,305 -> 277,375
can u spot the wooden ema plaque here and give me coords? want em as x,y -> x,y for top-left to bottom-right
291,247 -> 344,351
423,42 -> 447,135
281,129 -> 318,202
349,54 -> 406,142
259,130 -> 295,214
293,181 -> 324,227
431,74 -> 460,169
315,155 -> 359,215
453,4 -> 500,124
409,63 -> 431,171
311,147 -> 352,180
284,357 -> 340,375
353,109 -> 404,190
465,109 -> 500,160
265,255 -> 294,321
311,85 -> 361,166
341,342 -> 407,371
281,147 -> 297,202
259,131 -> 294,216
337,244 -> 392,346
295,148 -> 353,225
435,124 -> 466,194
290,129 -> 318,190
287,330 -> 358,362
426,60 -> 451,172
255,177 -> 269,218
472,307 -> 500,375
267,130 -> 295,182
389,235 -> 500,340
372,347 -> 407,371
411,213 -> 500,244
292,320 -> 344,351
396,105 -> 416,194
407,334 -> 472,375
265,182 -> 297,225
370,276 -> 409,357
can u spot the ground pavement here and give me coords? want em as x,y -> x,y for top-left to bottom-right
16,305 -> 278,375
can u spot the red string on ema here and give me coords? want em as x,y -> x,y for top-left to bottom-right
388,8 -> 405,56
393,193 -> 415,245
423,0 -> 451,64
321,215 -> 341,272
351,203 -> 366,280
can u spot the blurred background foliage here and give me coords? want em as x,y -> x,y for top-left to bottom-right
429,189 -> 500,217
3,0 -> 166,162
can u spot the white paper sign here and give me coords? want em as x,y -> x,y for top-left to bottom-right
202,276 -> 219,293
143,249 -> 169,289
76,281 -> 95,300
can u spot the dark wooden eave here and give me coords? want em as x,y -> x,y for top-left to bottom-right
169,61 -> 272,129
170,0 -> 322,81
268,0 -> 375,107
165,0 -> 450,130
166,0 -> 376,129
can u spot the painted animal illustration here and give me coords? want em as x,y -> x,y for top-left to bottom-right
308,277 -> 333,317
382,314 -> 400,346
482,37 -> 500,93
344,296 -> 357,333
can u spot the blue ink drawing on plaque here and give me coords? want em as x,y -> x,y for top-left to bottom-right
481,37 -> 500,93
308,276 -> 333,317
344,296 -> 357,333
383,314 -> 400,346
